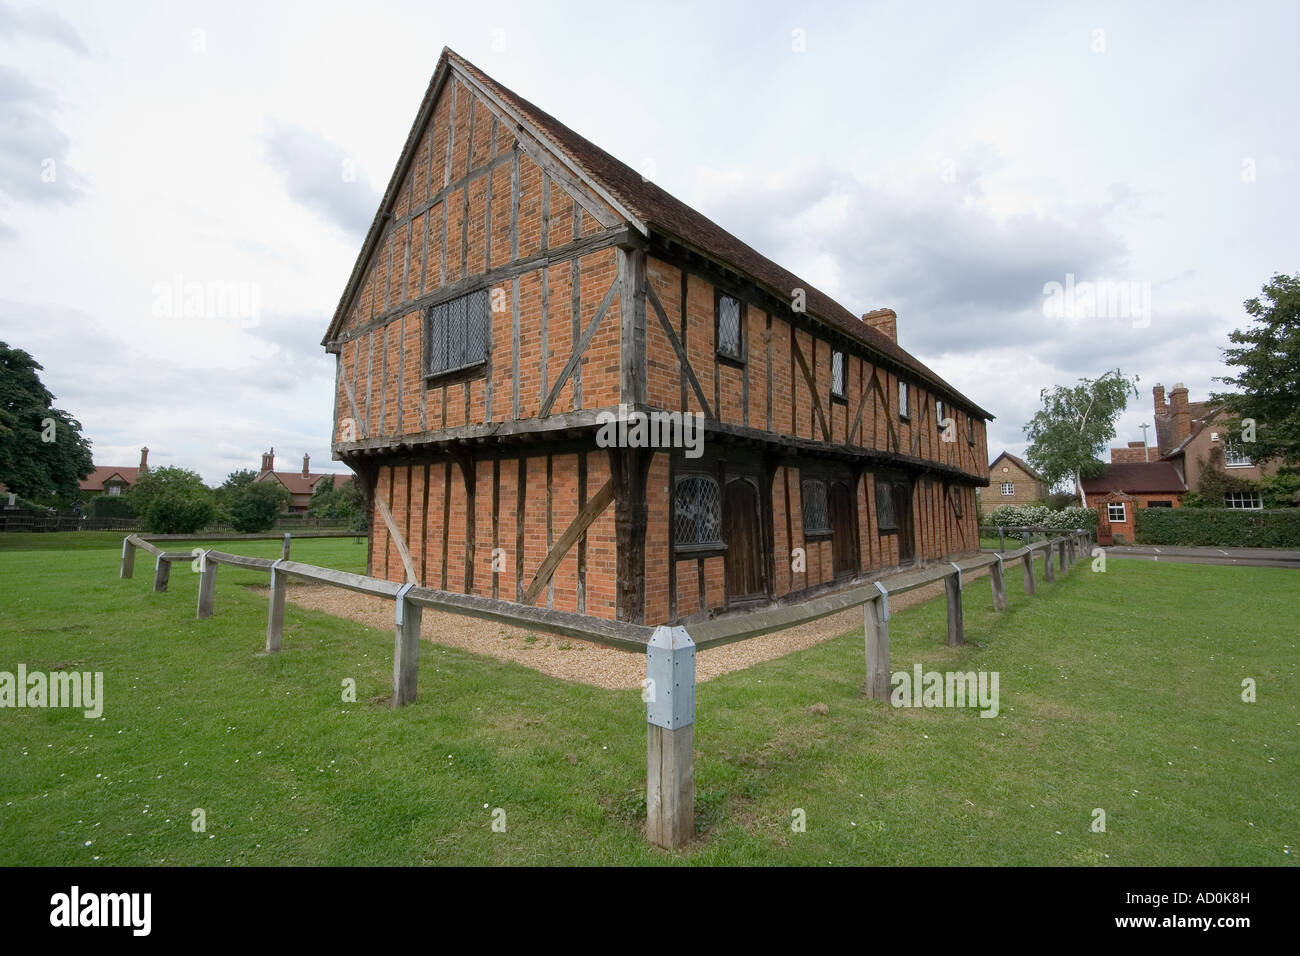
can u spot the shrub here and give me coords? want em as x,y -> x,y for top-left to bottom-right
984,504 -> 1098,532
227,481 -> 290,533
129,466 -> 216,534
87,494 -> 134,519
1135,508 -> 1300,547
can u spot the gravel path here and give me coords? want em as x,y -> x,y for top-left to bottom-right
272,564 -> 991,690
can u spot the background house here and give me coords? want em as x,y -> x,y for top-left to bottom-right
79,447 -> 149,498
1082,460 -> 1186,544
253,449 -> 349,512
983,451 -> 1046,508
1152,382 -> 1276,506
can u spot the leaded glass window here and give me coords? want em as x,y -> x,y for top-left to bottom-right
427,288 -> 489,376
674,475 -> 722,547
801,479 -> 830,535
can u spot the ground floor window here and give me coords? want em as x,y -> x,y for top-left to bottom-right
875,479 -> 896,531
1107,502 -> 1126,523
801,479 -> 830,536
1147,500 -> 1173,508
1224,491 -> 1263,509
673,474 -> 723,547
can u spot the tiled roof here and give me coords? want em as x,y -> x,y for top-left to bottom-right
326,48 -> 993,421
257,471 -> 350,497
79,466 -> 141,491
1080,461 -> 1187,495
988,450 -> 1045,482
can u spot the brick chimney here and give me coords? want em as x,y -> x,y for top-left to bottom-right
862,308 -> 897,343
1110,441 -> 1150,464
1153,383 -> 1166,417
1170,383 -> 1191,443
261,448 -> 275,473
139,447 -> 149,473
302,453 -> 310,478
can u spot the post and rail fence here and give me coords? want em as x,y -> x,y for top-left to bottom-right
118,525 -> 1094,850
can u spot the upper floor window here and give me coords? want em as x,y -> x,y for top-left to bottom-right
716,294 -> 743,361
966,415 -> 975,445
830,350 -> 845,400
674,475 -> 723,548
1224,490 -> 1263,509
801,479 -> 830,536
898,381 -> 910,420
107,485 -> 122,496
427,288 -> 489,378
1224,441 -> 1252,467
1000,482 -> 1014,496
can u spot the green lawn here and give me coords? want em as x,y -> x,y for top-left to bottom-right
0,535 -> 1295,865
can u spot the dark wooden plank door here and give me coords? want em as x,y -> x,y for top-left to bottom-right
893,480 -> 915,564
724,478 -> 766,601
829,481 -> 859,578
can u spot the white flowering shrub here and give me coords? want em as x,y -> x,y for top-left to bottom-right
984,504 -> 1097,532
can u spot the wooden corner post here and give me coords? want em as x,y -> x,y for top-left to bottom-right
392,583 -> 421,707
196,550 -> 217,619
1022,548 -> 1036,595
1042,543 -> 1055,583
864,582 -> 891,700
646,626 -> 695,850
120,536 -> 136,579
266,559 -> 286,652
152,553 -> 171,592
945,563 -> 964,646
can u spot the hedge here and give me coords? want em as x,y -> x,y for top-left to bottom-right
984,504 -> 1099,532
87,494 -> 135,519
1135,508 -> 1300,548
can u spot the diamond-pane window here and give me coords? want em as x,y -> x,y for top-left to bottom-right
674,475 -> 722,547
801,480 -> 830,535
427,289 -> 489,376
831,350 -> 845,398
875,479 -> 896,531
717,294 -> 742,359
898,381 -> 910,420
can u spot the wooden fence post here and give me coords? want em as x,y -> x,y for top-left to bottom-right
392,583 -> 421,707
646,626 -> 695,850
997,527 -> 1005,551
120,536 -> 136,579
266,559 -> 286,653
989,554 -> 1007,611
1058,539 -> 1067,573
196,551 -> 217,619
1022,549 -> 1036,595
1042,543 -> 1055,583
945,563 -> 964,646
864,583 -> 891,700
153,554 -> 171,593
282,533 -> 291,561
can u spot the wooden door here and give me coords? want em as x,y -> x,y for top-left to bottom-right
892,480 -> 915,564
724,478 -> 766,602
829,481 -> 859,578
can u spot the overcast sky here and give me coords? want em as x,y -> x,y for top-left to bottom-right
2,0 -> 1296,485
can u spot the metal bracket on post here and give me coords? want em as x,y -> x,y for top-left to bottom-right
874,581 -> 890,622
269,557 -> 285,584
394,582 -> 414,627
949,562 -> 963,591
646,626 -> 696,730
994,553 -> 1004,574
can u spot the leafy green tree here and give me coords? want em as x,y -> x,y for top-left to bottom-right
1212,273 -> 1300,465
214,469 -> 258,524
0,342 -> 94,504
227,480 -> 289,533
308,475 -> 364,528
129,466 -> 216,534
1023,369 -> 1140,508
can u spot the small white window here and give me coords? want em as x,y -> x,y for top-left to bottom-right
1000,482 -> 1014,496
830,350 -> 845,399
898,381 -> 910,419
108,485 -> 121,496
1224,442 -> 1252,467
1224,491 -> 1263,509
1107,502 -> 1126,523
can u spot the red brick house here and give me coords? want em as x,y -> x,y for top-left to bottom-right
1082,461 -> 1186,545
1152,382 -> 1278,503
253,449 -> 350,512
79,447 -> 150,498
323,49 -> 992,626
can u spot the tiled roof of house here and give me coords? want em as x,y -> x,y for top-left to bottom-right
1080,461 -> 1187,495
257,471 -> 349,497
79,466 -> 141,491
1155,400 -> 1216,456
326,48 -> 993,420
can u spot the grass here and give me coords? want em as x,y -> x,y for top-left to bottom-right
0,534 -> 1295,865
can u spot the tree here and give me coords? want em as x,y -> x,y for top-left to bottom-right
308,475 -> 364,528
0,342 -> 94,504
227,480 -> 289,533
129,466 -> 216,534
1212,273 -> 1300,465
1023,369 -> 1140,508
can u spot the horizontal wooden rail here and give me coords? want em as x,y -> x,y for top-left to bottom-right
204,550 -> 277,571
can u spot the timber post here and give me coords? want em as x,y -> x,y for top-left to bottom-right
266,558 -> 286,653
1042,543 -> 1055,583
945,562 -> 964,646
152,553 -> 170,593
282,533 -> 291,561
392,583 -> 421,707
1022,548 -> 1036,595
864,582 -> 891,700
196,550 -> 217,619
646,625 -> 695,850
120,536 -> 136,579
989,553 -> 1007,611
997,526 -> 1005,552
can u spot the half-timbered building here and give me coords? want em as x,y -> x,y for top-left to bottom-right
323,48 -> 993,627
